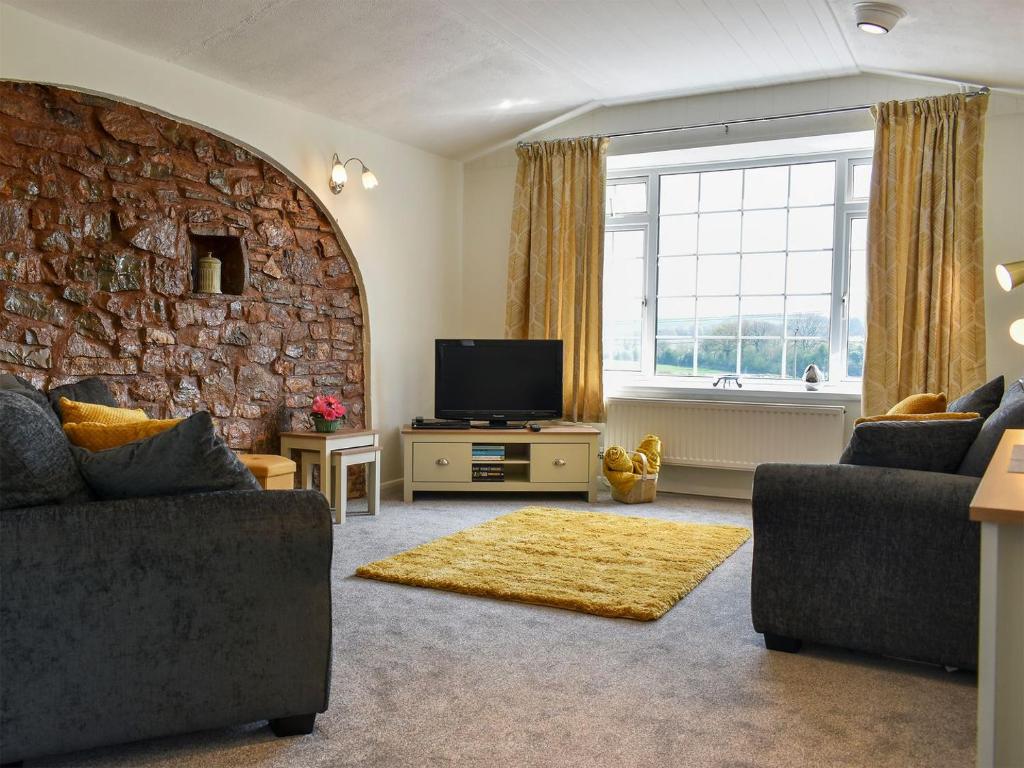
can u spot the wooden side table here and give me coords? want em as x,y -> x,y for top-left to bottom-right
279,429 -> 380,523
970,429 -> 1024,768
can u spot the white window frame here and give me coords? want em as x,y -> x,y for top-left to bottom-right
605,149 -> 870,393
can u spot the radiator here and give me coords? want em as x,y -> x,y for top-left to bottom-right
606,397 -> 846,470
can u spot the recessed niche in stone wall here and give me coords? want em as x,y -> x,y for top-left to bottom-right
188,232 -> 247,295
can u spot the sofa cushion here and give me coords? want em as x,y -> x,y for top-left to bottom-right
0,389 -> 92,510
887,391 -> 947,415
958,378 -> 1024,477
72,411 -> 261,500
64,418 -> 182,451
47,377 -> 117,421
58,397 -> 148,426
948,375 -> 1005,420
840,417 -> 984,473
0,373 -> 59,427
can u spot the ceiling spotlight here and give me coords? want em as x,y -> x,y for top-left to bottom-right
854,3 -> 905,34
995,259 -> 1024,292
329,153 -> 379,194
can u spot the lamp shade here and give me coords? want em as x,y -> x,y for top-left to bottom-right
995,260 -> 1024,292
361,167 -> 379,190
1010,318 -> 1024,346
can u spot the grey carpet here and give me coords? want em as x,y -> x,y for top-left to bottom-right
31,490 -> 975,768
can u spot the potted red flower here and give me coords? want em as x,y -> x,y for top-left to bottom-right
311,394 -> 347,433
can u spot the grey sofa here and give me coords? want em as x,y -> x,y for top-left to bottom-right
0,380 -> 334,764
751,376 -> 1023,670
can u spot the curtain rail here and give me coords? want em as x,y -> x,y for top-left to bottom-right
517,87 -> 989,146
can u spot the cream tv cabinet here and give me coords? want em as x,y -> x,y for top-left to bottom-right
401,425 -> 600,502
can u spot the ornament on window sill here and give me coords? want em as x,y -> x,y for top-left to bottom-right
802,364 -> 823,391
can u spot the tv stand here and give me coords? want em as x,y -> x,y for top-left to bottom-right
401,425 -> 599,503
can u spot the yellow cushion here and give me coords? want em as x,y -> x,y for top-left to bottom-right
886,392 -> 947,416
64,419 -> 182,451
59,397 -> 148,426
855,411 -> 980,426
237,453 -> 297,480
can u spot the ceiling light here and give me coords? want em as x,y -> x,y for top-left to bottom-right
854,3 -> 905,34
329,154 -> 379,194
995,260 -> 1024,292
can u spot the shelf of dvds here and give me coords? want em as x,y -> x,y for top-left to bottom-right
401,425 -> 600,502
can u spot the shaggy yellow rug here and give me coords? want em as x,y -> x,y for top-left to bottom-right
355,507 -> 751,620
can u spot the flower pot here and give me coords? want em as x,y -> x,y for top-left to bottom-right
311,414 -> 342,433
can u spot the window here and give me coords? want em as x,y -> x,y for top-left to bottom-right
603,145 -> 870,385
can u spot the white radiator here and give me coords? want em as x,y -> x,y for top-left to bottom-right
606,397 -> 846,470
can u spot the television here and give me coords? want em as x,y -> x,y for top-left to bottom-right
435,339 -> 563,427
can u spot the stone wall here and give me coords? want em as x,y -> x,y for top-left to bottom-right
0,82 -> 366,459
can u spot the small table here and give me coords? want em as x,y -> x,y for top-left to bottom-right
279,429 -> 380,523
970,429 -> 1024,768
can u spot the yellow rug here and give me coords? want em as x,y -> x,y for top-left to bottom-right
355,507 -> 751,620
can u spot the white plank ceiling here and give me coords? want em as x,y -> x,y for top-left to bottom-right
5,0 -> 1023,158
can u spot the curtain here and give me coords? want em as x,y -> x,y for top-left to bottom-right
862,93 -> 988,416
505,137 -> 609,422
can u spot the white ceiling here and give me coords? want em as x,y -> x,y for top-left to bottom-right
7,0 -> 1024,159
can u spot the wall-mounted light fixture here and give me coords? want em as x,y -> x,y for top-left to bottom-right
854,3 -> 905,34
329,153 -> 379,194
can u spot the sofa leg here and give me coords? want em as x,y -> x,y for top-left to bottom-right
269,713 -> 316,737
763,633 -> 802,653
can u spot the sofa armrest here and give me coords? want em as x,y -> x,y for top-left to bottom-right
1,489 -> 333,762
751,463 -> 980,668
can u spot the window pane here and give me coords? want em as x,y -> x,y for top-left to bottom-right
741,296 -> 784,336
743,165 -> 788,209
847,216 -> 867,379
658,256 -> 697,296
851,163 -> 872,200
697,297 -> 738,336
660,174 -> 699,214
786,295 -> 830,338
742,209 -> 787,252
786,339 -> 829,379
606,229 -> 645,260
655,339 -> 694,376
659,214 -> 697,255
788,206 -> 834,250
741,338 -> 783,376
696,339 -> 738,375
697,253 -> 740,295
605,335 -> 641,368
741,252 -> 785,295
699,170 -> 742,211
789,162 -> 835,206
698,211 -> 741,253
786,250 -> 832,294
656,297 -> 695,338
605,258 -> 644,297
607,180 -> 646,216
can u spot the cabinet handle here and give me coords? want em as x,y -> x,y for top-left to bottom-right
553,458 -> 566,467
436,458 -> 449,466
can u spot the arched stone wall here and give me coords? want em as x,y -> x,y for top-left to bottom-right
0,81 -> 367,454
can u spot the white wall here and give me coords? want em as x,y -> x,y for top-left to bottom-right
0,2 -> 464,483
464,74 -> 1024,385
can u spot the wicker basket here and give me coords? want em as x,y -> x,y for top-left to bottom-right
611,452 -> 658,504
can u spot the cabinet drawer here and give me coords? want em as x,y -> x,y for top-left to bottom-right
413,442 -> 471,482
531,443 -> 591,483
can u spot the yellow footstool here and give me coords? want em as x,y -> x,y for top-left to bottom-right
239,454 -> 297,490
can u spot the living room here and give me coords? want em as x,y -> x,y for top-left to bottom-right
1,1 -> 1022,766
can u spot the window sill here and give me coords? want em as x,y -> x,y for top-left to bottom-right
605,375 -> 862,405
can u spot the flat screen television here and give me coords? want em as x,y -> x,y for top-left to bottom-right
435,339 -> 563,426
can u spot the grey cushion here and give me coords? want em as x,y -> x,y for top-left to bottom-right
47,377 -> 117,421
958,377 -> 1024,477
0,389 -> 92,510
840,417 -> 984,473
72,411 -> 261,500
0,374 -> 59,427
948,375 -> 1004,420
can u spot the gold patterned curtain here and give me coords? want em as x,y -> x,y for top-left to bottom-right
862,93 -> 988,416
505,137 -> 609,422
